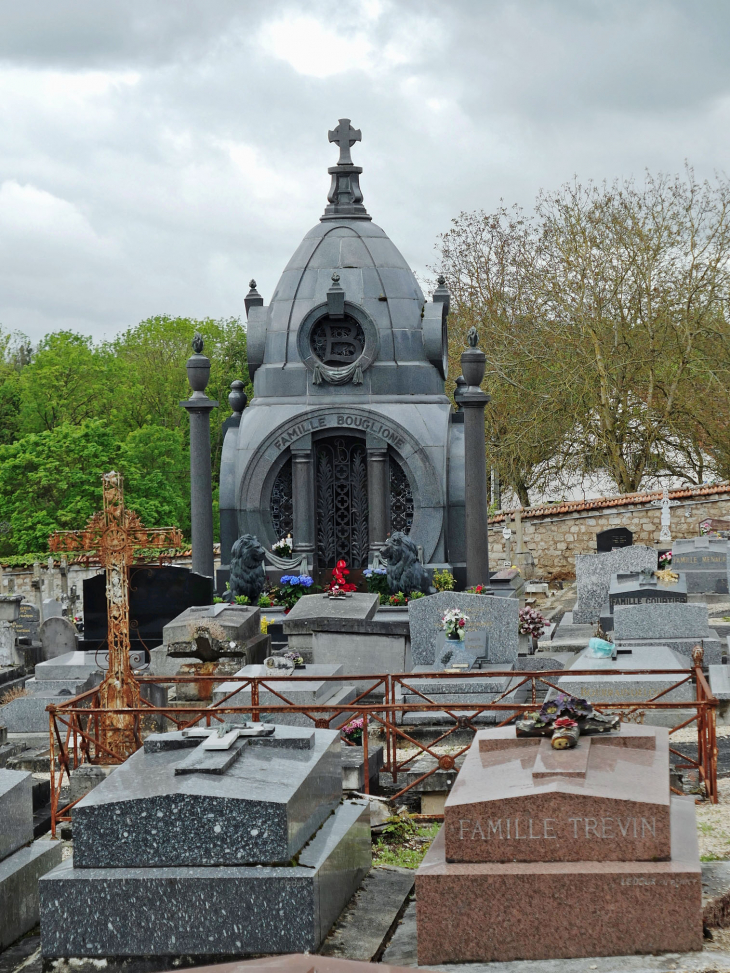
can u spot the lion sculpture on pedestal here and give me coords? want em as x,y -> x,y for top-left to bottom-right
224,533 -> 267,605
380,531 -> 432,596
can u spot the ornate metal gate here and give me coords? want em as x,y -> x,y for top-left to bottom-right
271,458 -> 293,539
389,458 -> 413,534
316,437 -> 369,567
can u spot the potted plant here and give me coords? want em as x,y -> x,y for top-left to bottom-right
518,606 -> 549,655
442,608 -> 469,641
433,569 -> 455,592
341,715 -> 367,745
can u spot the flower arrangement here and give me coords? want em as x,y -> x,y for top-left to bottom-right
284,650 -> 304,667
518,606 -> 549,638
276,574 -> 314,611
466,584 -> 489,594
325,559 -> 358,595
258,592 -> 276,608
364,566 -> 389,603
658,550 -> 672,569
342,715 -> 367,744
433,569 -> 455,592
272,535 -> 293,559
389,591 -> 408,606
442,607 -> 468,640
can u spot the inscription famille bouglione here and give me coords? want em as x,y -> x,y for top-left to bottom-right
458,816 -> 657,841
274,414 -> 406,450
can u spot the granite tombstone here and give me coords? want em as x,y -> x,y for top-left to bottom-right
573,545 -> 657,624
408,592 -> 518,666
596,525 -> 633,552
671,537 -> 729,594
40,723 -> 371,959
79,565 -> 213,655
415,725 -> 702,963
613,602 -> 723,664
599,570 -> 687,632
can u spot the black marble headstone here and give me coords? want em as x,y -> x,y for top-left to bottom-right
15,603 -> 40,641
79,566 -> 214,654
596,526 -> 633,552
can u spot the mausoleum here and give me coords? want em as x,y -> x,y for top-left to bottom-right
219,120 -> 462,580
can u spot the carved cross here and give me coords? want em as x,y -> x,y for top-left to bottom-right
650,485 -> 680,543
328,118 -> 361,165
49,472 -> 182,760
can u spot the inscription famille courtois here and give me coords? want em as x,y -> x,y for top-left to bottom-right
457,815 -> 657,841
274,414 -> 406,450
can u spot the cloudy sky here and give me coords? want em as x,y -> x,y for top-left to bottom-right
1,0 -> 729,343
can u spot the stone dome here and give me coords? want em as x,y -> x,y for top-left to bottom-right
245,120 -> 448,398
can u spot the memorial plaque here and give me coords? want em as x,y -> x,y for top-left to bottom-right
596,526 -> 633,552
14,603 -> 40,642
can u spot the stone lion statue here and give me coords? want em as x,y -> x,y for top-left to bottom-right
224,534 -> 266,604
380,531 -> 432,596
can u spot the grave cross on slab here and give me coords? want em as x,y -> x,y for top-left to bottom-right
49,472 -> 183,760
328,118 -> 361,165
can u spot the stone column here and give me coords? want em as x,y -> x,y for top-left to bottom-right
461,330 -> 492,589
366,435 -> 389,556
291,436 -> 316,567
180,334 -> 218,580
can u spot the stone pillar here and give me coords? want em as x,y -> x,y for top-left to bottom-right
461,330 -> 492,589
291,436 -> 316,566
366,435 -> 389,557
219,380 -> 247,572
180,334 -> 218,580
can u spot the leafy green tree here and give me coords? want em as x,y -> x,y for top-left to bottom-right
0,328 -> 31,445
16,331 -> 114,435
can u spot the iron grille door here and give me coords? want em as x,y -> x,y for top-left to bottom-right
315,437 -> 369,568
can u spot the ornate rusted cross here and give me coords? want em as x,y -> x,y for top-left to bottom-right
49,472 -> 183,760
328,118 -> 361,165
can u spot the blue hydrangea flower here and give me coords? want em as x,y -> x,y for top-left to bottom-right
363,569 -> 373,578
299,575 -> 314,587
280,575 -> 292,584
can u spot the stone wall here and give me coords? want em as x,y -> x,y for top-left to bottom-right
487,485 -> 730,580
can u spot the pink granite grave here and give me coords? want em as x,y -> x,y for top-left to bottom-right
416,724 -> 703,963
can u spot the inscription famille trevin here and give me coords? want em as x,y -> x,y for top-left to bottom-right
274,414 -> 406,451
458,816 -> 657,841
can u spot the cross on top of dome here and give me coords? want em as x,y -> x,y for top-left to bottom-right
328,118 -> 362,165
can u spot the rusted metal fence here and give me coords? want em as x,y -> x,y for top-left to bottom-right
47,659 -> 718,835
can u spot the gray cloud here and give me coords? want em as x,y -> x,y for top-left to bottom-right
1,0 -> 729,342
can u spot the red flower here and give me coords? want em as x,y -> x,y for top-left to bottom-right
554,717 -> 578,729
459,618 -> 465,627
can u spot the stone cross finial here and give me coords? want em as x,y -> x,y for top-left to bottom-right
328,118 -> 362,165
467,326 -> 479,348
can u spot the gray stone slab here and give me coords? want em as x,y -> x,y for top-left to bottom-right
613,602 -> 716,639
0,769 -> 33,861
0,690 -> 82,733
672,537 -> 730,594
283,592 -> 379,629
608,571 -> 688,611
710,664 -> 730,700
1,838 -> 64,950
212,663 -> 345,706
39,616 -> 77,661
311,630 -> 411,687
40,800 -> 371,958
341,745 -> 384,792
573,546 -> 657,624
71,725 -> 343,868
163,604 -> 260,658
401,665 -> 512,696
319,864 -> 414,960
23,677 -> 92,695
408,592 -> 518,666
211,686 -> 360,729
554,645 -> 694,727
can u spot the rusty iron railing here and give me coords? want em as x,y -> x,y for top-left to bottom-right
47,658 -> 718,835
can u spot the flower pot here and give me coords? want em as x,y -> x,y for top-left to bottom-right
518,633 -> 531,655
446,634 -> 462,642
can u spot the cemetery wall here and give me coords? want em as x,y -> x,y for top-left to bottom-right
488,483 -> 730,580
